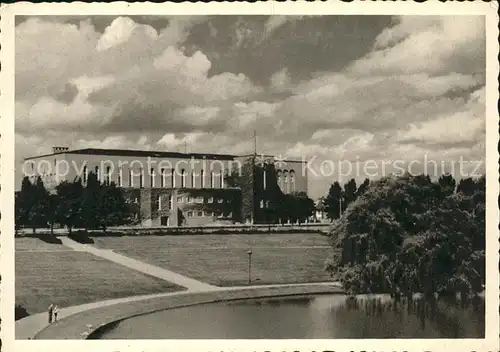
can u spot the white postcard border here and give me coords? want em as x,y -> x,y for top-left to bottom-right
1,1 -> 499,352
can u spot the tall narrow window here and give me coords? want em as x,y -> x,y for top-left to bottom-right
118,167 -> 123,187
283,170 -> 289,193
200,169 -> 205,188
191,171 -> 195,188
181,169 -> 186,188
150,168 -> 155,188
105,166 -> 111,185
139,168 -> 144,188
290,170 -> 295,193
129,168 -> 133,187
263,169 -> 267,190
95,165 -> 99,181
83,166 -> 88,184
171,168 -> 175,188
168,195 -> 173,209
160,168 -> 165,188
210,171 -> 215,188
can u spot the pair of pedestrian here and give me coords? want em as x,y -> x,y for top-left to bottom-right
47,303 -> 59,324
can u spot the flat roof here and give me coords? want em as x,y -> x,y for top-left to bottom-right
236,154 -> 306,163
24,148 -> 307,163
24,148 -> 236,161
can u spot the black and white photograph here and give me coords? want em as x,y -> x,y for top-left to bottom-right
0,2 -> 499,351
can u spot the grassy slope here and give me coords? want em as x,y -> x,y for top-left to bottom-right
16,240 -> 184,315
92,233 -> 333,286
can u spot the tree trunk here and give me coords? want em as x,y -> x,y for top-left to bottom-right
460,291 -> 468,309
406,293 -> 413,314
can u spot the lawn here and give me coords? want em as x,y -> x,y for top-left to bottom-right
16,250 -> 184,316
92,233 -> 334,286
15,237 -> 70,252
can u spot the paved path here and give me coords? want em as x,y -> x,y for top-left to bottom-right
15,291 -> 182,340
16,281 -> 341,340
16,236 -> 341,339
59,236 -> 217,291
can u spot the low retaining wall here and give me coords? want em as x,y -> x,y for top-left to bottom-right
16,223 -> 332,237
35,284 -> 343,340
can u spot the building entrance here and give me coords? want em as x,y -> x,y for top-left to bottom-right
160,216 -> 169,226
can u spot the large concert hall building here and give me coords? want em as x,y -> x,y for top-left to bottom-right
23,147 -> 308,227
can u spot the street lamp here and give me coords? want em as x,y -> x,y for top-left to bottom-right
247,250 -> 252,284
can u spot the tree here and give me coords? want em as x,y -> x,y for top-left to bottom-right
356,178 -> 370,198
99,181 -> 130,231
438,173 -> 456,198
292,191 -> 315,223
343,179 -> 357,210
456,177 -> 476,196
324,181 -> 343,220
16,176 -> 34,229
55,179 -> 84,234
29,176 -> 50,233
326,172 -> 485,302
47,193 -> 58,235
81,171 -> 102,230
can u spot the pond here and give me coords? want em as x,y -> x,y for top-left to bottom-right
94,294 -> 484,339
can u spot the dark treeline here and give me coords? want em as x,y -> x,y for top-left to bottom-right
15,172 -> 132,234
324,172 -> 485,307
321,178 -> 371,220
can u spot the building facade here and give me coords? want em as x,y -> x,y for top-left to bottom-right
23,147 -> 308,227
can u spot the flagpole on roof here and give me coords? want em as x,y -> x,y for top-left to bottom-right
253,129 -> 257,156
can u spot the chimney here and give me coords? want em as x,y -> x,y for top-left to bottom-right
52,146 -> 69,154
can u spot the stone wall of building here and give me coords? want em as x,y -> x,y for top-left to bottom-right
23,148 -> 309,227
124,187 -> 241,227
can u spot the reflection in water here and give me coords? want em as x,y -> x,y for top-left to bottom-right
95,294 -> 484,339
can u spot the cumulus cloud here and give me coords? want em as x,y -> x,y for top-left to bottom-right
96,17 -> 158,51
263,15 -> 309,37
348,16 -> 485,75
15,15 -> 486,198
270,68 -> 292,91
16,16 -> 259,134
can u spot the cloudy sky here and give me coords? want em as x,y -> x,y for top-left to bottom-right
15,15 -> 485,198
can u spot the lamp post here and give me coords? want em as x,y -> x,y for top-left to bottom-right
247,250 -> 252,284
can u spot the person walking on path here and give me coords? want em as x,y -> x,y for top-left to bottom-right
53,305 -> 59,322
47,304 -> 54,324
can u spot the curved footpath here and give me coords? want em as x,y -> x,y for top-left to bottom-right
16,236 -> 342,340
34,282 -> 343,340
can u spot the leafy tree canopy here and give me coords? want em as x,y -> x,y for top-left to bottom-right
326,173 -> 485,300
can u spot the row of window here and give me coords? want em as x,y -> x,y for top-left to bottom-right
262,169 -> 296,193
156,195 -> 232,211
176,196 -> 231,204
186,210 -> 232,218
259,200 -> 271,209
129,195 -> 232,206
82,166 -> 226,189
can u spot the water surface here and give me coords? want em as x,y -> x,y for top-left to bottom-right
96,294 -> 484,339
